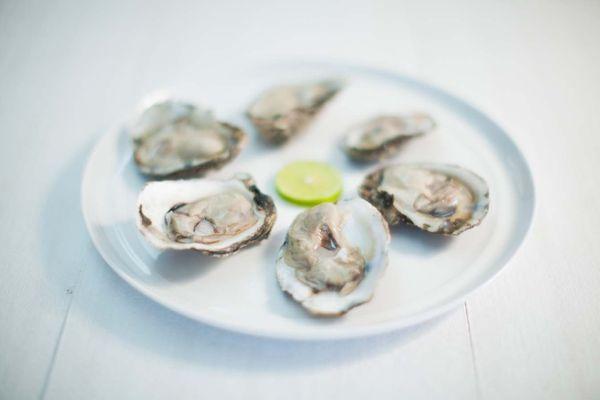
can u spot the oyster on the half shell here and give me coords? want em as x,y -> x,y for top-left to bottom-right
247,80 -> 342,144
136,173 -> 276,256
130,100 -> 246,178
359,163 -> 489,235
276,198 -> 390,316
342,114 -> 435,161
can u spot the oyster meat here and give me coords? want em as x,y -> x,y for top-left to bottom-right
247,80 -> 342,144
360,163 -> 489,235
130,100 -> 246,178
276,198 -> 390,316
342,114 -> 435,161
136,174 -> 276,256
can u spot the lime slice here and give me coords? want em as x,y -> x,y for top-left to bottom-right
275,161 -> 343,206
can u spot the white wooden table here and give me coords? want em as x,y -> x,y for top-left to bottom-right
1,1 -> 599,399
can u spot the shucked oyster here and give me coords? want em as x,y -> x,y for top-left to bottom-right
360,163 -> 489,235
342,114 -> 435,161
247,80 -> 342,144
136,174 -> 276,256
130,100 -> 246,178
276,198 -> 390,316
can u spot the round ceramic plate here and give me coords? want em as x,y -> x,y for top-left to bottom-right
82,62 -> 534,340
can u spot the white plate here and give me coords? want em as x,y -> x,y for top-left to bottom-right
82,62 -> 534,340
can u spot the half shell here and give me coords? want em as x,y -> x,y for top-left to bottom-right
247,80 -> 342,144
342,114 -> 435,161
359,163 -> 489,235
276,198 -> 390,316
130,100 -> 246,178
136,173 -> 276,256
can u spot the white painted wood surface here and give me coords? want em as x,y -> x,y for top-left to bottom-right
0,0 -> 598,399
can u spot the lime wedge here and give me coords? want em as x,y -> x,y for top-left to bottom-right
275,161 -> 343,206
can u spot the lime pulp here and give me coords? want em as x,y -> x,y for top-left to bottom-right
275,161 -> 343,206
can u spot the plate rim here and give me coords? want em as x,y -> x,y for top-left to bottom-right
81,61 -> 536,341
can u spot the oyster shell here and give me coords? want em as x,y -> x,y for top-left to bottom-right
130,100 -> 246,178
247,80 -> 342,144
136,173 -> 276,256
342,114 -> 434,161
276,198 -> 390,316
359,163 -> 489,235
